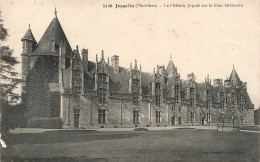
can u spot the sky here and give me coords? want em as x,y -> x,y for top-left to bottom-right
1,0 -> 259,108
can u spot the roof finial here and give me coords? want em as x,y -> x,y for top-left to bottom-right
233,64 -> 235,69
107,57 -> 110,65
135,59 -> 137,68
29,24 -> 30,29
54,7 -> 57,18
101,50 -> 104,60
170,54 -> 172,59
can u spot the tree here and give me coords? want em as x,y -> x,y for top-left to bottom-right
0,12 -> 20,104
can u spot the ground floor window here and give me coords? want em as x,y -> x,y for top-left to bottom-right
74,109 -> 80,128
156,111 -> 162,123
98,109 -> 106,124
133,110 -> 139,123
240,116 -> 244,123
190,112 -> 195,123
207,113 -> 211,123
178,117 -> 182,125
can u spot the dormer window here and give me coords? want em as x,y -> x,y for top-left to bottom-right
220,92 -> 224,98
240,95 -> 244,101
51,40 -> 55,51
156,95 -> 161,107
175,85 -> 179,92
206,90 -> 210,96
155,83 -> 161,89
22,41 -> 26,53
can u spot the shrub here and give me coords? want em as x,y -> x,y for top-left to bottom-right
133,128 -> 149,131
27,117 -> 63,129
1,102 -> 28,133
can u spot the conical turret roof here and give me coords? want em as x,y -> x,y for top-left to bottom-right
229,66 -> 241,86
21,27 -> 37,43
31,17 -> 72,57
166,57 -> 177,76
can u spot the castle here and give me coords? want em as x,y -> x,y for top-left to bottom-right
21,10 -> 254,129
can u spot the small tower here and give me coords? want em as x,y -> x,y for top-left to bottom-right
21,24 -> 37,92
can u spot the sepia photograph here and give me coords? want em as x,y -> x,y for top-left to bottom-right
0,0 -> 259,161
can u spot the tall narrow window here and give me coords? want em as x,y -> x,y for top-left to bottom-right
156,95 -> 161,107
98,109 -> 106,124
207,100 -> 211,110
179,106 -> 182,113
175,84 -> 179,92
221,101 -> 225,109
73,69 -> 81,101
98,73 -> 107,103
190,88 -> 195,94
190,112 -> 195,123
133,92 -> 139,105
190,98 -> 195,107
206,90 -> 210,96
240,95 -> 244,101
51,40 -> 55,51
175,96 -> 179,102
240,105 -> 244,112
231,93 -> 235,105
156,83 -> 161,90
156,111 -> 162,123
207,113 -> 211,123
74,87 -> 80,101
22,41 -> 26,53
132,77 -> 140,105
220,92 -> 224,99
133,110 -> 139,123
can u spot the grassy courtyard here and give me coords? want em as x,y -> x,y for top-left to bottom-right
1,128 -> 259,162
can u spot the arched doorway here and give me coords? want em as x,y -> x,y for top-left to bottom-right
171,116 -> 175,125
74,109 -> 80,129
202,117 -> 205,125
178,117 -> 182,125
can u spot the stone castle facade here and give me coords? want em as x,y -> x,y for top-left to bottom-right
21,11 -> 254,129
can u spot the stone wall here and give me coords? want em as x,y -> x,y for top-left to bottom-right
60,94 -> 255,129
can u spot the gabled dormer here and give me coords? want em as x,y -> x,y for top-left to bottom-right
187,73 -> 196,108
174,73 -> 181,103
72,46 -> 82,102
129,59 -> 141,105
95,50 -> 109,104
153,65 -> 164,107
204,75 -> 212,110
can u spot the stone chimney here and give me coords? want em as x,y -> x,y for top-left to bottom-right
213,79 -> 220,87
111,55 -> 119,73
81,48 -> 88,73
159,66 -> 165,75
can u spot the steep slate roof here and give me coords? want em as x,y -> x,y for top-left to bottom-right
21,27 -> 37,43
229,67 -> 241,86
84,61 -> 154,94
31,17 -> 72,58
165,59 -> 177,76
